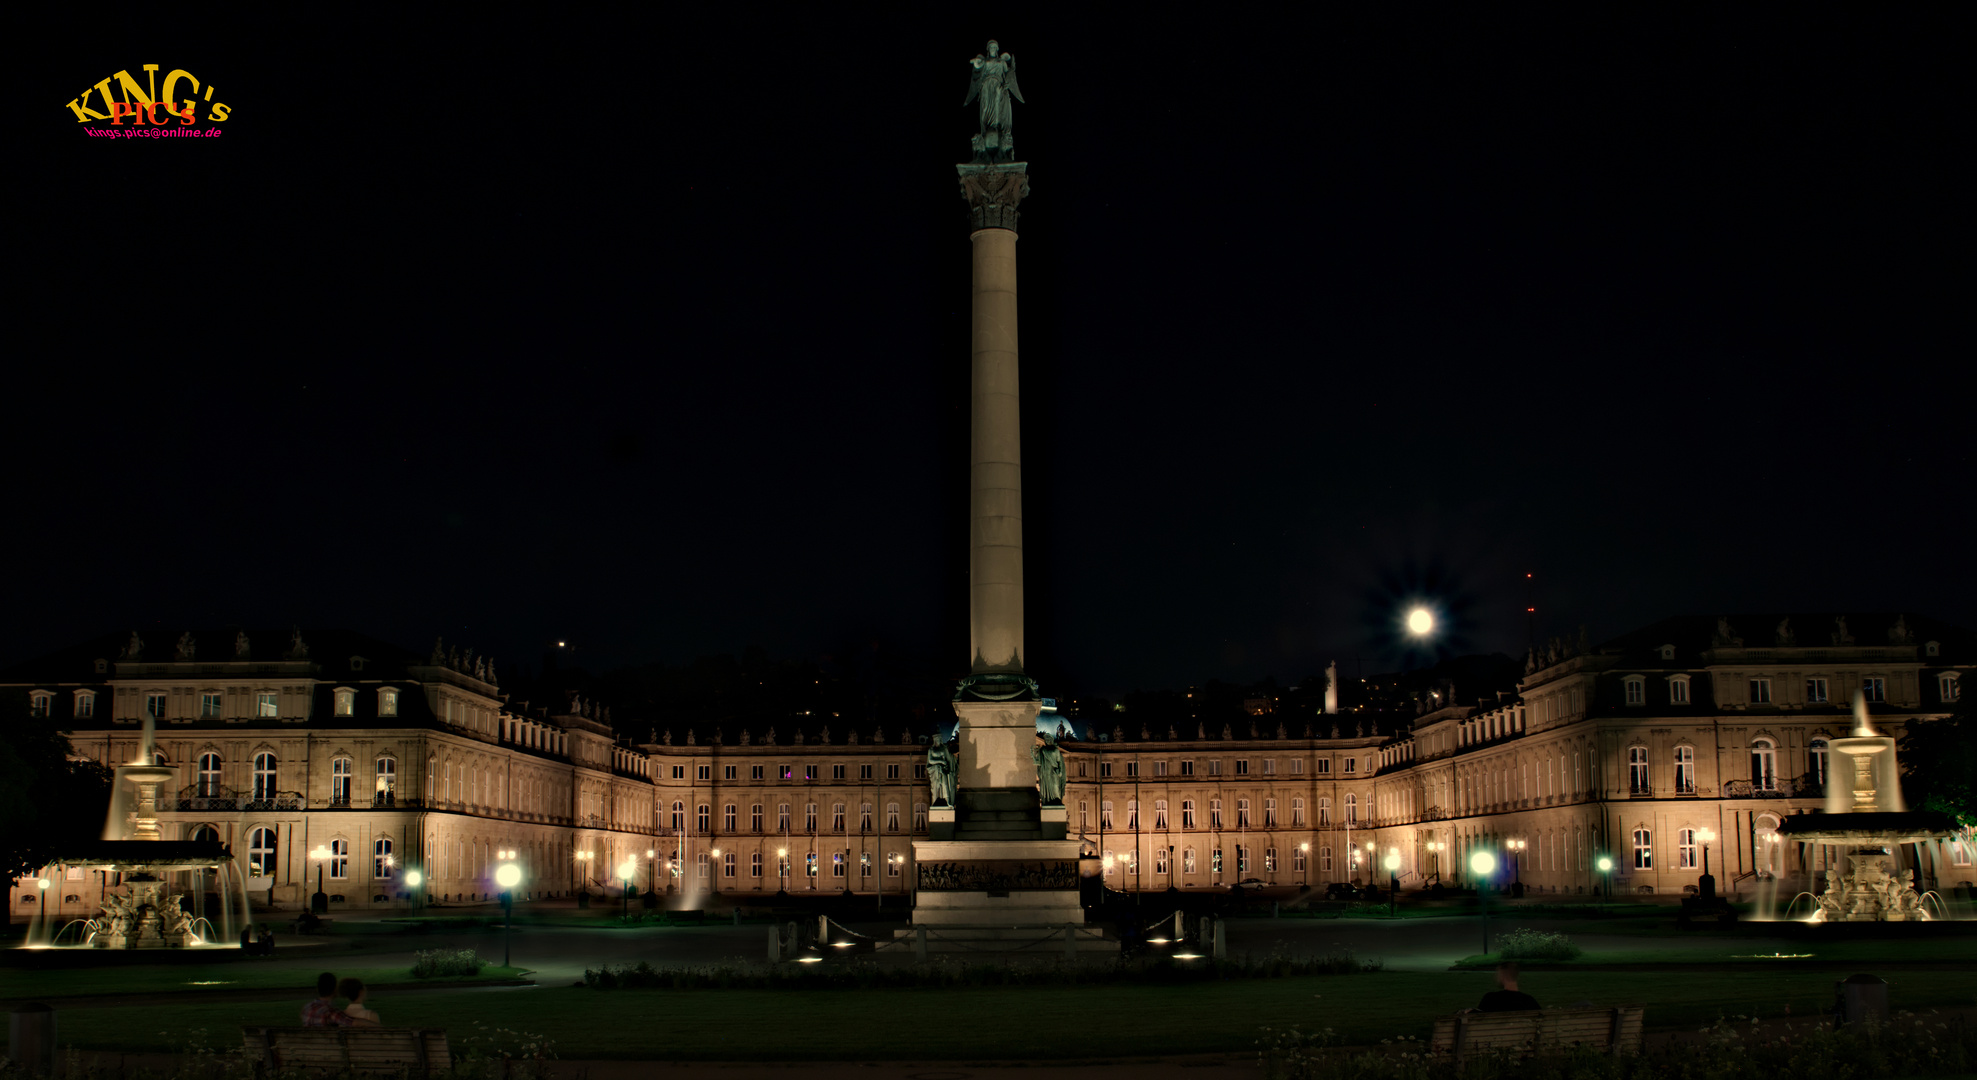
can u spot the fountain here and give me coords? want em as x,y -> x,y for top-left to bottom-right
1776,692 -> 1958,922
19,708 -> 248,949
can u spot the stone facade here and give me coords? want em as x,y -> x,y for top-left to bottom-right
8,614 -> 1972,925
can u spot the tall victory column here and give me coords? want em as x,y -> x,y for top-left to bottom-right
909,41 -> 1097,948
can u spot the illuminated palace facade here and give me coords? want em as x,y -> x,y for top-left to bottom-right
7,614 -> 1970,922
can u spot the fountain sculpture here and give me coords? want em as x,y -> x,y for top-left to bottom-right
1777,692 -> 1957,921
21,706 -> 248,948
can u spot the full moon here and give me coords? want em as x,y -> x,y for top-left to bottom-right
1406,608 -> 1434,635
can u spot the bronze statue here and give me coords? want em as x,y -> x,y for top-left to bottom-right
964,40 -> 1024,163
1033,731 -> 1066,806
927,734 -> 959,807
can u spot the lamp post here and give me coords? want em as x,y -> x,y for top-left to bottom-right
1697,827 -> 1717,902
1299,843 -> 1310,886
1426,841 -> 1443,883
36,877 -> 49,942
1470,850 -> 1497,955
575,850 -> 594,906
645,849 -> 658,903
1507,838 -> 1526,896
1383,849 -> 1401,917
1365,841 -> 1377,894
710,848 -> 722,901
1596,855 -> 1613,903
616,859 -> 636,921
405,868 -> 424,916
777,848 -> 788,894
309,844 -> 331,914
494,856 -> 521,967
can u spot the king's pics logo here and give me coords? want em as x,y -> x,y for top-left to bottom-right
65,64 -> 231,131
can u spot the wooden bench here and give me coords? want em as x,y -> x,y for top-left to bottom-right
242,1027 -> 451,1076
1429,1005 -> 1644,1061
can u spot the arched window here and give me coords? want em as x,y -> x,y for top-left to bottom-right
329,838 -> 349,879
331,757 -> 353,805
804,852 -> 817,878
723,851 -> 737,878
252,752 -> 278,800
1291,797 -> 1305,825
1677,828 -> 1697,869
1182,846 -> 1197,874
1317,797 -> 1331,825
1632,827 -> 1652,870
1750,739 -> 1777,791
1808,739 -> 1829,788
334,688 -> 356,716
1320,846 -> 1333,872
374,837 -> 394,878
1181,799 -> 1196,829
1623,676 -> 1645,706
1628,746 -> 1650,794
191,825 -> 220,845
247,826 -> 277,877
378,687 -> 399,716
1292,846 -> 1307,872
197,752 -> 223,797
1344,793 -> 1357,823
673,801 -> 687,831
1673,745 -> 1695,794
375,757 -> 397,803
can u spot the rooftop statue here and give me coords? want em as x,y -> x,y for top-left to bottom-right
964,40 -> 1024,163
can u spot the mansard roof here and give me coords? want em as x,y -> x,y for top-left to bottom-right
1597,613 -> 1972,665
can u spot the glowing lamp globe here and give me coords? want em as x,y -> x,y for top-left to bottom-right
404,869 -> 423,888
1383,850 -> 1401,872
36,878 -> 50,891
495,863 -> 522,889
615,860 -> 636,882
1406,608 -> 1434,636
1596,856 -> 1613,873
1469,851 -> 1497,877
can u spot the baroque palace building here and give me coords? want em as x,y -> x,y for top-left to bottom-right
7,613 -> 1971,923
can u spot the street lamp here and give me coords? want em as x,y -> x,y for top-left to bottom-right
1427,841 -> 1444,883
1299,842 -> 1310,886
710,849 -> 722,900
1470,850 -> 1498,955
1596,855 -> 1613,902
645,849 -> 659,903
1697,827 -> 1717,901
1383,849 -> 1401,916
777,848 -> 789,893
1507,838 -> 1526,893
616,859 -> 637,920
404,868 -> 424,915
1365,841 -> 1377,892
309,844 -> 331,914
35,878 -> 49,941
494,857 -> 521,967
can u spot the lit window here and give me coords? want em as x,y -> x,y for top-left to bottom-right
334,688 -> 355,717
1211,848 -> 1223,874
1628,746 -> 1650,794
1183,847 -> 1197,874
886,852 -> 901,877
1632,828 -> 1652,870
252,752 -> 278,800
197,752 -> 223,797
377,688 -> 397,717
257,692 -> 279,718
1862,678 -> 1886,703
375,757 -> 396,799
1668,675 -> 1690,705
1805,678 -> 1828,704
805,853 -> 817,877
1264,848 -> 1277,873
247,827 -> 278,877
375,838 -> 394,878
329,838 -> 350,879
1623,677 -> 1645,706
1154,848 -> 1169,875
1748,679 -> 1771,705
1750,739 -> 1777,791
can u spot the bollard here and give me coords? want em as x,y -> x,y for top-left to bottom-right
9,1003 -> 56,1078
1834,974 -> 1889,1027
1174,910 -> 1184,940
916,925 -> 929,962
732,908 -> 740,926
1272,901 -> 1280,918
1212,918 -> 1226,960
818,914 -> 830,946
1200,914 -> 1212,946
1064,923 -> 1077,961
767,923 -> 781,963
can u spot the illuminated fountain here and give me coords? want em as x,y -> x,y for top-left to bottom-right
21,708 -> 249,949
1777,692 -> 1957,922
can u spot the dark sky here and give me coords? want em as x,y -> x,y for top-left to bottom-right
13,9 -> 1969,702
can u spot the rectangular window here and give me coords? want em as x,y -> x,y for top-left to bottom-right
1152,760 -> 1168,777
329,839 -> 350,879
1180,759 -> 1195,777
1862,677 -> 1886,703
1262,759 -> 1276,776
75,694 -> 94,718
1207,760 -> 1221,776
886,803 -> 900,832
804,804 -> 817,832
1678,828 -> 1697,869
805,765 -> 818,781
751,804 -> 764,832
257,693 -> 279,718
1155,848 -> 1169,874
1674,746 -> 1695,794
1121,760 -> 1136,778
859,764 -> 873,780
1183,848 -> 1197,874
1210,799 -> 1223,829
831,804 -> 845,831
1669,678 -> 1690,705
1293,847 -> 1306,872
723,804 -> 736,832
724,764 -> 738,780
1291,797 -> 1305,826
913,763 -> 925,779
696,764 -> 711,781
832,764 -> 846,780
1263,798 -> 1277,826
1344,758 -> 1356,774
1290,759 -> 1304,775
29,696 -> 50,718
146,693 -> 167,719
1101,801 -> 1114,829
1235,759 -> 1249,775
1264,848 -> 1276,873
671,765 -> 685,779
1154,800 -> 1168,828
1624,679 -> 1645,706
1748,678 -> 1772,704
887,764 -> 901,780
1211,848 -> 1223,874
780,764 -> 792,780
913,803 -> 927,831
1939,674 -> 1960,702
860,803 -> 873,832
1806,678 -> 1828,704
375,838 -> 394,879
777,804 -> 790,831
1628,746 -> 1650,795
1633,828 -> 1653,870
752,765 -> 765,780
724,851 -> 737,878
201,693 -> 223,718
1100,761 -> 1113,778
1236,799 -> 1250,828
1181,800 -> 1196,829
1126,800 -> 1138,829
1316,758 -> 1330,775
831,852 -> 845,878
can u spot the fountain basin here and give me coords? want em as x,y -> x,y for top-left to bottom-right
1778,810 -> 1958,845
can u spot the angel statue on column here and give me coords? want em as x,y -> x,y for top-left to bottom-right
964,39 -> 1024,163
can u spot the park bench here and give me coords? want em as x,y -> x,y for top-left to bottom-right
242,1026 -> 451,1076
1429,1005 -> 1644,1061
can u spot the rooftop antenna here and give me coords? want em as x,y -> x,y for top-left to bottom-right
1524,572 -> 1536,652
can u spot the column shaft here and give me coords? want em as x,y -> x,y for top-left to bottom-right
969,226 -> 1023,673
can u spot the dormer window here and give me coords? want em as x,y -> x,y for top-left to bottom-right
1942,672 -> 1962,703
350,656 -> 366,673
1623,676 -> 1646,706
378,687 -> 399,716
94,658 -> 108,674
333,688 -> 356,717
29,691 -> 53,718
1924,640 -> 1940,657
1667,674 -> 1691,704
1659,644 -> 1676,661
74,689 -> 97,718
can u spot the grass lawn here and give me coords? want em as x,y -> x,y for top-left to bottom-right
0,965 -> 529,1002
1452,934 -> 1977,969
45,968 -> 1977,1060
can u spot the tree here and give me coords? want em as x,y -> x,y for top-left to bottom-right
1899,685 -> 1977,828
0,691 -> 114,882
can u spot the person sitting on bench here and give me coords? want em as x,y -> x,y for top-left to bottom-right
301,973 -> 353,1027
1475,962 -> 1540,1011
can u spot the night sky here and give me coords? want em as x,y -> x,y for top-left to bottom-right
15,10 -> 1969,702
